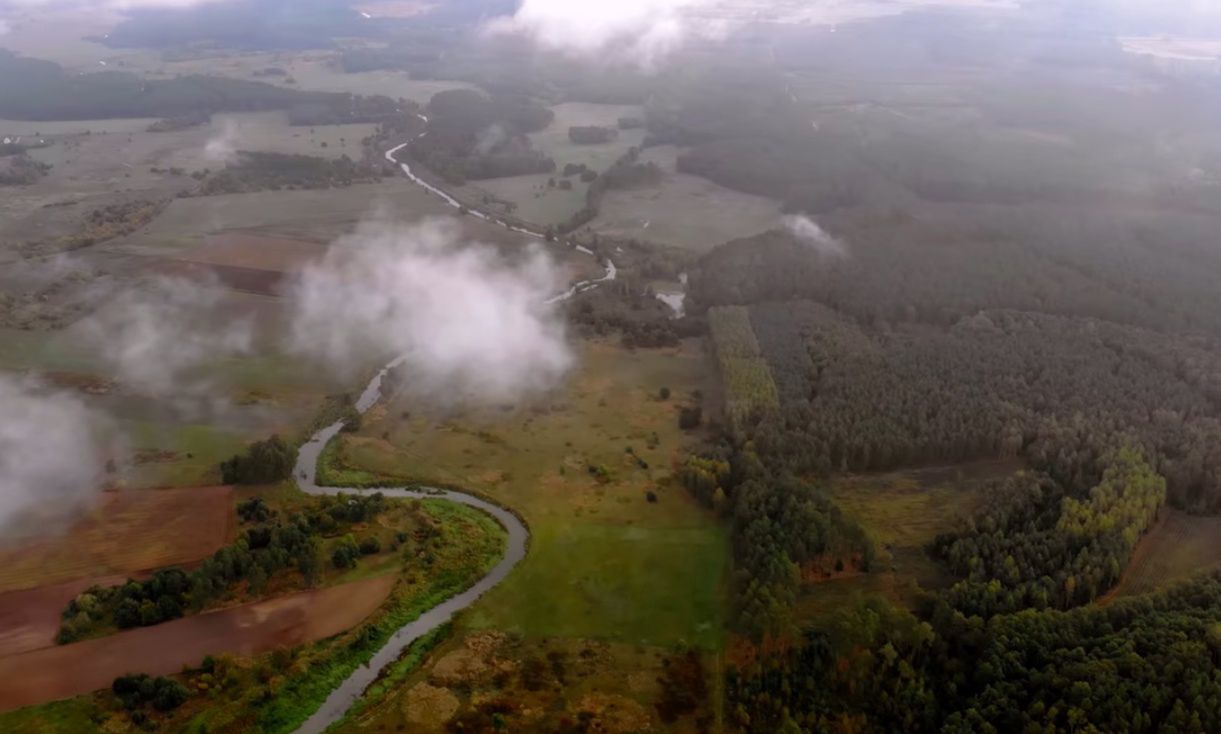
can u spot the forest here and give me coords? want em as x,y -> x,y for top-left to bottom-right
696,260 -> 1221,730
57,492 -> 389,642
725,302 -> 1221,513
194,152 -> 383,196
406,89 -> 556,184
727,572 -> 1221,733
933,448 -> 1165,617
0,50 -> 371,121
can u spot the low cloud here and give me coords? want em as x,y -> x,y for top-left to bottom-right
204,118 -> 240,164
288,218 -> 573,403
0,19 -> 10,35
483,0 -> 717,68
0,375 -> 110,532
784,214 -> 848,258
72,276 -> 254,406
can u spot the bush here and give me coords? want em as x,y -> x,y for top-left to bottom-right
237,497 -> 272,523
332,537 -> 360,569
679,406 -> 703,430
220,435 -> 297,485
112,674 -> 188,712
359,537 -> 381,555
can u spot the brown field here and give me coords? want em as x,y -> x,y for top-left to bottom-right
151,259 -> 288,296
0,575 -> 395,712
1102,509 -> 1221,602
0,487 -> 234,595
141,232 -> 329,295
0,577 -> 127,658
189,232 -> 327,272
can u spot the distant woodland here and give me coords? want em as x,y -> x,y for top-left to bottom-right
407,89 -> 555,184
194,152 -> 383,196
0,50 -> 401,123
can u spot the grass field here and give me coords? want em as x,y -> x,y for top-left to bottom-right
319,339 -> 726,648
591,145 -> 782,252
1104,509 -> 1221,601
456,102 -> 649,228
529,103 -> 647,173
466,522 -> 726,648
826,460 -> 1019,548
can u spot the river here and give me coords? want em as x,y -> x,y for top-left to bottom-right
290,116 -> 624,733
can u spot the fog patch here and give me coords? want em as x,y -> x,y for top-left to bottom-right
474,124 -> 508,156
288,218 -> 573,404
0,375 -> 111,534
73,276 -> 254,409
785,214 -> 848,258
204,117 -> 241,164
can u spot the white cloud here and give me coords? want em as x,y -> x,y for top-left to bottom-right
0,19 -> 10,36
289,218 -> 573,403
784,214 -> 848,258
0,375 -> 110,532
483,0 -> 716,68
72,276 -> 254,404
204,117 -> 241,164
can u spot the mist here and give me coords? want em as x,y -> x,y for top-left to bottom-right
204,117 -> 240,164
288,218 -> 573,404
72,276 -> 254,406
784,215 -> 848,258
0,375 -> 109,533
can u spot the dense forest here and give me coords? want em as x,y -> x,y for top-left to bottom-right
726,302 -> 1221,513
0,50 -> 373,121
688,218 -> 1221,338
934,448 -> 1165,617
727,572 -> 1221,733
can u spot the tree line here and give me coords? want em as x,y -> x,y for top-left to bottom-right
727,572 -> 1221,733
933,447 -> 1165,617
57,493 -> 388,642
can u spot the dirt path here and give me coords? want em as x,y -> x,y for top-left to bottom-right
0,575 -> 395,712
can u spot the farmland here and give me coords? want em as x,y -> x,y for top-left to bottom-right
591,145 -> 782,252
0,486 -> 234,594
0,494 -> 508,730
0,575 -> 396,712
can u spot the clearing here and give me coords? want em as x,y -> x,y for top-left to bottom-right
591,145 -> 782,252
796,460 -> 1020,620
1102,509 -> 1221,601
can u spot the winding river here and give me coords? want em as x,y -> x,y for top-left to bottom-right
290,118 -> 619,733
